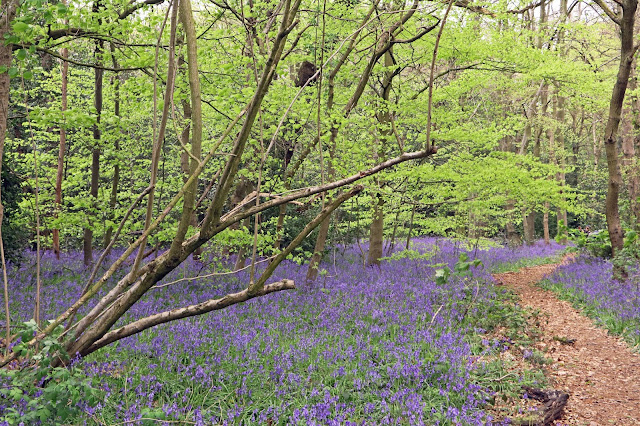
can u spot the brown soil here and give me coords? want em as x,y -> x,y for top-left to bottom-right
493,258 -> 640,425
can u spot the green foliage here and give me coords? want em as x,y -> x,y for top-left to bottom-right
380,248 -> 436,262
612,230 -> 640,275
569,228 -> 612,258
466,288 -> 549,416
1,156 -> 28,264
435,253 -> 482,286
0,321 -> 101,424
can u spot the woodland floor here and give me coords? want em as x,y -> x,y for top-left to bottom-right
493,257 -> 640,426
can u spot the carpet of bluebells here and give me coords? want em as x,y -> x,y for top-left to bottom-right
541,255 -> 640,350
1,238 -> 566,425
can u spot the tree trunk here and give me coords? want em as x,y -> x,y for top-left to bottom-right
179,61 -> 202,259
627,59 -> 640,230
543,202 -> 550,244
367,49 -> 395,266
555,88 -> 568,243
503,134 -> 522,247
523,211 -> 535,244
0,0 -> 19,355
306,215 -> 330,281
84,16 -> 104,266
554,0 -> 569,242
367,193 -> 384,265
601,0 -> 637,256
53,50 -> 68,259
104,51 -> 121,249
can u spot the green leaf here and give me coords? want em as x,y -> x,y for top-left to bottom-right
12,22 -> 29,33
16,49 -> 26,61
23,70 -> 33,80
9,388 -> 23,399
38,407 -> 52,421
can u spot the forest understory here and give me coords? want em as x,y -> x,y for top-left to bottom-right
1,0 -> 640,424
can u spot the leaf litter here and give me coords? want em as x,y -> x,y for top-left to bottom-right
494,256 -> 640,425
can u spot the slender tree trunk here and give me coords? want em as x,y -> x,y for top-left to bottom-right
104,52 -> 121,248
168,0 -> 202,258
53,33 -> 68,258
405,204 -> 416,249
307,4 -> 417,277
84,20 -> 104,266
554,0 -> 569,243
555,88 -> 568,242
367,193 -> 385,264
179,58 -> 202,259
306,215 -> 331,281
387,204 -> 401,254
132,3 -> 179,272
543,202 -> 550,244
367,49 -> 396,266
503,134 -> 522,247
524,2 -> 547,244
520,88 -> 540,245
0,0 -> 18,354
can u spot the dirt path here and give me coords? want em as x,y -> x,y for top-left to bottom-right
493,260 -> 640,425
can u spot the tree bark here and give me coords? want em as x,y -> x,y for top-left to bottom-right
103,51 -> 121,249
179,55 -> 202,259
53,41 -> 68,258
554,0 -> 568,243
367,193 -> 385,264
599,0 -> 637,256
0,0 -> 19,355
306,214 -> 331,281
83,7 -> 104,266
523,211 -> 535,244
543,202 -> 550,244
626,59 -> 640,230
132,2 -> 179,271
367,49 -> 396,266
555,88 -> 568,243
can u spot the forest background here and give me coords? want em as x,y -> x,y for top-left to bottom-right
0,0 -> 638,383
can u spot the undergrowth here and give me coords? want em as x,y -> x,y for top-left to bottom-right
0,239 -> 565,424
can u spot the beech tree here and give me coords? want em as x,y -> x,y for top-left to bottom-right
593,0 -> 638,256
0,0 -> 441,365
0,0 -> 632,374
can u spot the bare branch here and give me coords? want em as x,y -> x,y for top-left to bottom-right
36,47 -> 148,71
591,0 -> 621,25
249,185 -> 364,293
192,146 -> 438,248
118,0 -> 166,20
84,279 -> 296,354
